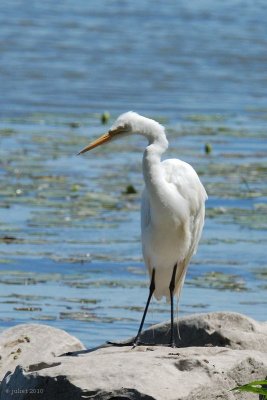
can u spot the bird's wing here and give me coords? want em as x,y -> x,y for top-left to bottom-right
162,158 -> 207,256
162,158 -> 207,212
141,158 -> 207,250
161,158 -> 207,298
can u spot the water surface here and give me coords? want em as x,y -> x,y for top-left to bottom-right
0,0 -> 266,347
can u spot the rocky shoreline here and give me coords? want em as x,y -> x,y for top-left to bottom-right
0,312 -> 266,399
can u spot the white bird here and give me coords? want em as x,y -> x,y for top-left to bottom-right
78,112 -> 207,347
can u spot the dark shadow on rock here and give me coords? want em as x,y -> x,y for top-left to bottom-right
27,362 -> 62,372
101,316 -> 231,349
1,369 -> 156,400
105,312 -> 264,350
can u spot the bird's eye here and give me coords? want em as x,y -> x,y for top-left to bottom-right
110,125 -> 126,136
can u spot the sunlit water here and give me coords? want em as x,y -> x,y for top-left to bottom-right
0,0 -> 266,347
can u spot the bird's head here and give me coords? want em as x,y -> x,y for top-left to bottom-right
78,112 -> 166,155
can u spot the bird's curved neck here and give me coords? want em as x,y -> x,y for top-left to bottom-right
142,134 -> 169,202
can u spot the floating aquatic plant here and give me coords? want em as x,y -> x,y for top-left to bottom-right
101,112 -> 110,124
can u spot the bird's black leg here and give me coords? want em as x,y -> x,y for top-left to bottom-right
132,268 -> 155,348
169,263 -> 178,348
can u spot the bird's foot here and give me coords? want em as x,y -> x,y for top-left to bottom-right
107,340 -> 159,348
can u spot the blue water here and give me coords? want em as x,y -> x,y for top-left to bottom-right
0,0 -> 266,347
1,0 -> 267,117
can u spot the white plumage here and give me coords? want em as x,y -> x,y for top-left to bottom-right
141,158 -> 207,300
79,111 -> 207,346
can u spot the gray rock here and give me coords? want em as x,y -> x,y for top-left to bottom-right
0,312 -> 267,400
135,311 -> 267,350
0,324 -> 85,382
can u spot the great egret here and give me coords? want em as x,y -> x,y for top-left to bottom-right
78,112 -> 207,347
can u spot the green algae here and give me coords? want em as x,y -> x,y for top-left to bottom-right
60,297 -> 101,304
0,128 -> 16,136
31,315 -> 57,321
64,279 -> 147,289
14,306 -> 42,312
2,293 -> 53,301
59,311 -> 134,323
186,114 -> 226,122
253,268 -> 267,281
187,271 -> 248,292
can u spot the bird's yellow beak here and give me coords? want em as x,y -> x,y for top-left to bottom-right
77,125 -> 125,155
